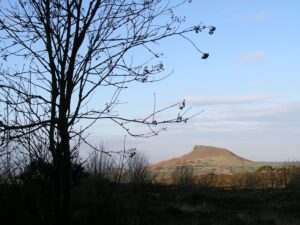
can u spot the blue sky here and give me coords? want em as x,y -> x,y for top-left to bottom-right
90,0 -> 300,162
2,0 -> 298,162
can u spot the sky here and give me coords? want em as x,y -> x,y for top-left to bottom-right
1,0 -> 299,163
89,0 -> 300,163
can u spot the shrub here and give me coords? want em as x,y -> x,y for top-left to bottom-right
126,152 -> 154,185
171,164 -> 194,186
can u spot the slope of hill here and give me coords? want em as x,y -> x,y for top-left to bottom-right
151,145 -> 263,176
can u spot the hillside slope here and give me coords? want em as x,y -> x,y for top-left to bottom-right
151,145 -> 262,175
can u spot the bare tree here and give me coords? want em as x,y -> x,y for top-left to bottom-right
85,143 -> 116,181
0,0 -> 214,224
86,148 -> 154,184
126,151 -> 153,185
171,164 -> 194,186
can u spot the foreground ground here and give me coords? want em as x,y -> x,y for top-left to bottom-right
1,178 -> 300,225
74,183 -> 300,225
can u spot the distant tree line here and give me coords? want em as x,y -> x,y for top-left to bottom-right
168,164 -> 300,189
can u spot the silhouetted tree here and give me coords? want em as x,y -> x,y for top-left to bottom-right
172,164 -> 194,186
85,144 -> 117,182
0,1 -> 215,224
126,151 -> 153,185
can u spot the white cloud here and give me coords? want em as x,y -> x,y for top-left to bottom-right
236,52 -> 265,66
247,11 -> 270,22
85,102 -> 300,163
196,102 -> 300,124
186,95 -> 272,106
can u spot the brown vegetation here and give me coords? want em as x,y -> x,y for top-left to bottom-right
195,164 -> 300,189
160,163 -> 300,190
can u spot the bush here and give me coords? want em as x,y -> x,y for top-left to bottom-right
85,150 -> 119,182
126,152 -> 154,185
257,165 -> 273,172
171,164 -> 194,186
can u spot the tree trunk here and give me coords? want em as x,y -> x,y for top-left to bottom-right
62,127 -> 71,225
53,115 -> 71,225
53,150 -> 64,225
